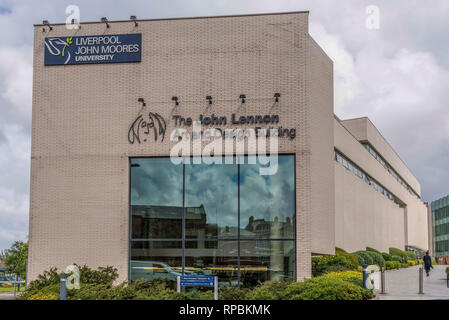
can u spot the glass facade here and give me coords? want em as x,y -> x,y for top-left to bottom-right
129,156 -> 296,287
431,196 -> 449,257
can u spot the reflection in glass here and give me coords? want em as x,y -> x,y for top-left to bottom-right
130,158 -> 183,239
129,156 -> 296,287
185,162 -> 238,239
184,240 -> 238,288
240,156 -> 295,239
130,241 -> 182,282
239,240 -> 295,287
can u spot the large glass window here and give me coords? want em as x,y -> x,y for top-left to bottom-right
240,156 -> 295,239
240,240 -> 295,288
184,240 -> 239,288
130,158 -> 183,239
129,155 -> 296,287
130,241 -> 182,283
185,161 -> 238,239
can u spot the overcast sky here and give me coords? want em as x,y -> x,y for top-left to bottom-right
0,0 -> 448,251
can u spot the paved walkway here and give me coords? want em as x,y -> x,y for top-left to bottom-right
0,292 -> 16,300
376,265 -> 449,300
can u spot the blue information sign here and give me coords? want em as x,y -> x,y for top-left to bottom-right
180,276 -> 215,287
44,33 -> 141,66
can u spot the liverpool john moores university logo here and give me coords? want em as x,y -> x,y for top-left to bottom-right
44,37 -> 73,64
44,34 -> 142,66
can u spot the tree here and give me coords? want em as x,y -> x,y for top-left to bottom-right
1,241 -> 28,278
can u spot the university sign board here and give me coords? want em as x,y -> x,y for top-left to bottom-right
179,276 -> 215,287
177,276 -> 218,300
44,33 -> 141,65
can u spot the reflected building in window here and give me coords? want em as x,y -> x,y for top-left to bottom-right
129,156 -> 296,288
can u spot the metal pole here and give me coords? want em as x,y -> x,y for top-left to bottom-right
418,267 -> 424,294
214,276 -> 218,301
60,273 -> 67,300
13,274 -> 17,298
25,259 -> 28,290
362,264 -> 369,289
380,268 -> 386,294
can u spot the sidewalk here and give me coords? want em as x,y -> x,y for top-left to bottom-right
375,265 -> 449,300
0,292 -> 16,300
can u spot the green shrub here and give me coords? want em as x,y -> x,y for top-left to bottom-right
382,252 -> 392,261
446,267 -> 449,275
364,251 -> 385,268
245,280 -> 291,300
405,251 -> 417,262
335,247 -> 359,269
76,264 -> 118,285
389,248 -> 408,262
183,290 -> 214,300
366,247 -> 381,254
26,264 -> 119,294
285,277 -> 373,300
354,251 -> 373,266
390,255 -> 403,262
321,271 -> 364,287
385,261 -> 401,270
22,267 -> 374,301
27,267 -> 60,291
312,255 -> 355,277
219,287 -> 249,300
407,260 -> 416,267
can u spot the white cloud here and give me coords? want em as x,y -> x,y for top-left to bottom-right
0,46 -> 33,126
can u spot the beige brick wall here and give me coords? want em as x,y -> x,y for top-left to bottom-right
29,12 -> 335,282
340,117 -> 421,196
334,119 -> 429,252
335,163 -> 405,252
308,38 -> 335,255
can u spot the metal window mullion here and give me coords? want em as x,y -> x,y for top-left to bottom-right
237,162 -> 241,289
182,161 -> 186,276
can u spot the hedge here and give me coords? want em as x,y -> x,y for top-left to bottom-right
312,255 -> 356,277
322,271 -> 364,288
20,266 -> 373,301
364,251 -> 386,268
389,248 -> 409,262
366,247 -> 381,254
390,255 -> 403,263
354,251 -> 374,266
385,261 -> 401,270
382,252 -> 392,261
285,276 -> 372,300
405,251 -> 417,261
335,247 -> 359,270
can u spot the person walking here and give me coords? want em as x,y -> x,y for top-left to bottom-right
423,251 -> 433,277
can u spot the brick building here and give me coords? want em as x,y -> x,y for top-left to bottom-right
29,11 -> 430,286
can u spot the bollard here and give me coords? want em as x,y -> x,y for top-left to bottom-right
13,274 -> 17,298
60,273 -> 67,300
362,264 -> 369,289
380,268 -> 386,294
214,276 -> 218,301
418,267 -> 424,294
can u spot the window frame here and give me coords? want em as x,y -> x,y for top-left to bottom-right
128,154 -> 297,286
